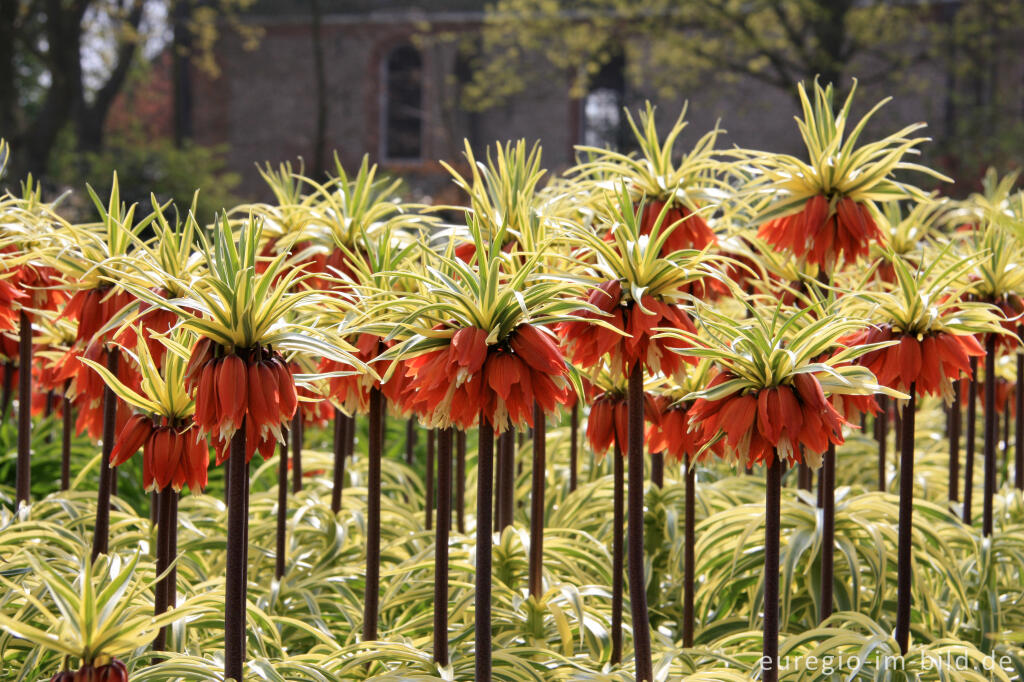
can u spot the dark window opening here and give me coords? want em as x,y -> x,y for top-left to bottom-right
384,45 -> 423,160
583,51 -> 626,151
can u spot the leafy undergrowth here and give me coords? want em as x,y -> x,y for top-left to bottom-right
2,401 -> 1024,681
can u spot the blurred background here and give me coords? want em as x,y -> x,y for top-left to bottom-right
2,0 -> 1022,219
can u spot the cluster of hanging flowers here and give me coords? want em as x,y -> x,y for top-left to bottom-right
186,338 -> 297,462
112,414 -> 209,493
758,195 -> 883,268
688,371 -> 848,468
403,322 -> 571,431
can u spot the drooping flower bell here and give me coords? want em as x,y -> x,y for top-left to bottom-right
403,322 -> 571,432
585,387 -> 661,455
185,338 -> 297,462
844,324 -> 985,399
50,659 -> 128,682
758,194 -> 883,269
111,414 -> 209,493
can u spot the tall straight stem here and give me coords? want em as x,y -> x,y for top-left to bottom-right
627,365 -> 653,681
433,428 -> 453,664
895,384 -> 917,655
364,387 -> 384,642
964,357 -> 979,524
405,417 -> 416,465
275,428 -> 289,580
425,428 -> 435,530
475,420 -> 494,682
456,430 -> 466,533
983,334 -> 997,537
651,450 -> 664,488
91,350 -> 118,560
611,441 -> 624,664
61,386 -> 72,491
290,412 -> 303,493
16,311 -> 31,506
1016,338 -> 1024,490
224,423 -> 248,682
528,402 -> 546,599
682,458 -> 696,648
153,488 -> 171,652
569,403 -> 579,492
501,429 -> 515,530
819,442 -> 835,622
330,410 -> 345,513
763,454 -> 782,682
877,396 -> 888,492
949,381 -> 961,503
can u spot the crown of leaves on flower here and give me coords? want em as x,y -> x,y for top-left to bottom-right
870,197 -> 950,265
0,551 -> 213,666
79,327 -> 196,423
748,79 -> 949,225
663,299 -> 903,402
438,139 -> 549,253
950,167 -> 1021,232
112,214 -> 367,374
952,221 -> 1024,302
232,159 -> 327,248
44,174 -> 156,291
302,153 -> 431,255
564,183 -> 729,303
571,101 -> 729,209
846,249 -> 1009,339
378,214 -> 586,365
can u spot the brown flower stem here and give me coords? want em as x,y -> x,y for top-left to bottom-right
1003,396 -> 1010,482
152,488 -> 170,652
964,357 -> 979,524
331,410 -> 346,513
456,430 -> 466,533
763,452 -> 783,682
682,458 -> 695,648
224,422 -> 248,682
799,461 -> 812,493
1016,336 -> 1023,490
611,440 -> 624,664
475,419 -> 494,682
877,396 -> 888,492
819,442 -> 835,622
1,362 -> 13,420
569,403 -> 579,492
983,334 -> 997,537
61,383 -> 72,491
528,402 -> 546,599
275,427 -> 289,580
91,349 -> 118,561
628,365 -> 653,681
425,427 -> 435,531
16,310 -> 31,506
290,412 -> 302,493
895,384 -> 917,655
949,381 -> 961,503
364,387 -> 384,642
651,450 -> 664,488
405,417 -> 416,465
433,428 -> 453,665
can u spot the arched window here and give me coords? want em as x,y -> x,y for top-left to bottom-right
583,52 -> 626,150
383,44 -> 423,160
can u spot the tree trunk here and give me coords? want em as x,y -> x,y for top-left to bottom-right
309,0 -> 328,177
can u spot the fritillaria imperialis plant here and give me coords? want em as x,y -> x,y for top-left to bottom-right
116,215 -> 364,682
380,216 -> 580,679
843,252 -> 1008,654
557,184 -> 725,679
668,299 -> 900,681
751,79 -> 947,273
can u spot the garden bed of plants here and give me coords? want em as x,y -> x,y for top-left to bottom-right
2,81 -> 1024,681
